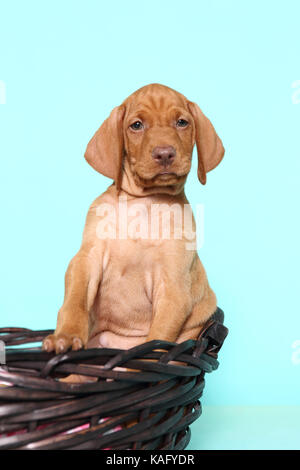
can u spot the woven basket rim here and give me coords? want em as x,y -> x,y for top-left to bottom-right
0,308 -> 228,450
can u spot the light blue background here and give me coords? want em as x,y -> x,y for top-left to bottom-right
1,0 -> 299,448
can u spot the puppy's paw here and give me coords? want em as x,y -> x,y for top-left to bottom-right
42,332 -> 85,354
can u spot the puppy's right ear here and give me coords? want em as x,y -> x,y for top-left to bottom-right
84,105 -> 125,189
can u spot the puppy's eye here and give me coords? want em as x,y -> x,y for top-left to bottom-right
176,119 -> 189,128
130,121 -> 144,130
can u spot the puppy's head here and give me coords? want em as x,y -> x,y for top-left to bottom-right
85,84 -> 224,193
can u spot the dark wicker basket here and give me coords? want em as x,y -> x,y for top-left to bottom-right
0,308 -> 228,450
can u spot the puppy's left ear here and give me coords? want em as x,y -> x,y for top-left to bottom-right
84,105 -> 125,190
188,101 -> 225,185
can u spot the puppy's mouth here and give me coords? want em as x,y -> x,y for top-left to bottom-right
134,171 -> 187,188
157,170 -> 177,176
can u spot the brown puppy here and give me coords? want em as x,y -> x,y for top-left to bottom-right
43,84 -> 224,355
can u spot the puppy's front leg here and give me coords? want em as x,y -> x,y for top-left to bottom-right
43,245 -> 102,354
146,272 -> 192,344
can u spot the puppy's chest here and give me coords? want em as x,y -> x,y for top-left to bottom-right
102,238 -> 158,289
93,194 -> 194,307
92,239 -> 155,328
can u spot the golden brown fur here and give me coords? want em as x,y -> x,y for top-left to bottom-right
42,83 -> 224,355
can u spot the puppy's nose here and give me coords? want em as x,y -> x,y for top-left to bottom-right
152,146 -> 176,167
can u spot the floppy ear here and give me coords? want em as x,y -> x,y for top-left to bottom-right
187,101 -> 225,185
84,105 -> 125,189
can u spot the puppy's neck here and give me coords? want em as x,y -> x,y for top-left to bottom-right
119,159 -> 186,199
